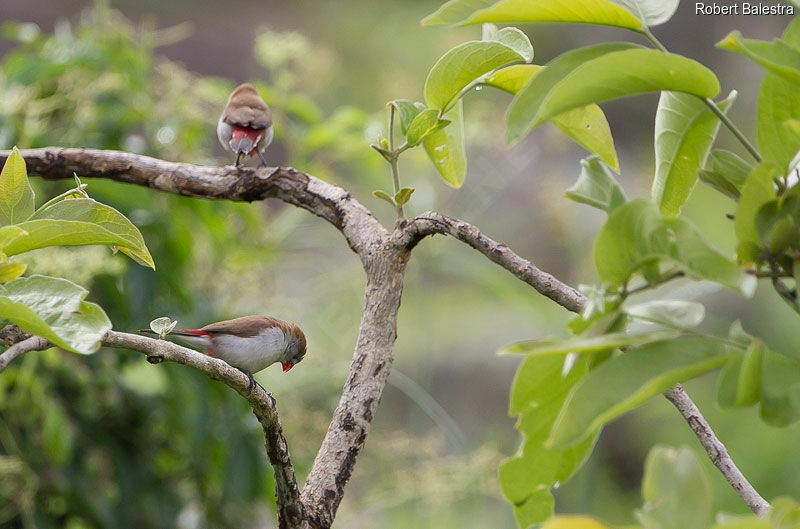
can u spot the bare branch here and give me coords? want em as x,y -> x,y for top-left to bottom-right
102,331 -> 304,527
1,148 -> 386,257
664,384 -> 770,515
402,211 -> 587,313
0,335 -> 51,373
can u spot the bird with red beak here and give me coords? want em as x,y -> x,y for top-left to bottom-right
217,83 -> 274,167
142,315 -> 306,391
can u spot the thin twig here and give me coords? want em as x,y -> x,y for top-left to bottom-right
664,384 -> 770,515
403,211 -> 586,313
0,336 -> 51,373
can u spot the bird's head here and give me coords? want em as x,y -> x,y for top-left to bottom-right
281,323 -> 307,372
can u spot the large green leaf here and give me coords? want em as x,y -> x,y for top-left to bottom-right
0,275 -> 111,354
423,0 -> 643,31
594,199 -> 746,292
507,46 -> 720,142
423,100 -> 467,187
5,198 -> 154,269
717,30 -> 800,87
424,40 -> 529,110
757,18 -> 800,173
0,147 -> 35,225
565,156 -> 626,212
547,337 -> 732,448
652,91 -> 736,217
611,0 -> 679,26
487,66 -> 619,170
506,43 -> 637,141
499,354 -> 598,528
635,446 -> 711,529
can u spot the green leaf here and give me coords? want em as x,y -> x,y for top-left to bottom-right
717,31 -> 800,86
0,225 -> 27,249
485,63 -> 541,94
711,149 -> 753,188
541,516 -> 613,529
734,163 -> 778,262
487,66 -> 619,169
501,330 -> 680,357
770,497 -> 800,529
499,354 -> 598,527
485,26 -> 533,62
697,170 -> 741,200
372,190 -> 396,206
149,316 -> 178,339
547,337 -> 732,448
625,300 -> 706,328
761,348 -> 800,426
0,275 -> 111,354
716,356 -> 744,409
737,338 -> 764,406
0,262 -> 26,283
388,99 -> 422,135
423,100 -> 467,187
424,40 -> 529,110
498,330 -> 681,356
565,156 -> 626,212
554,104 -> 620,172
0,147 -> 35,225
757,18 -> 800,173
394,187 -> 415,206
652,91 -> 736,217
406,109 -> 449,146
6,198 -> 155,269
422,0 -> 644,31
594,199 -> 747,292
635,445 -> 711,529
610,0 -> 679,26
507,46 -> 720,143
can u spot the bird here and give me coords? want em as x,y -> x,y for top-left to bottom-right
140,315 -> 306,391
217,83 -> 274,167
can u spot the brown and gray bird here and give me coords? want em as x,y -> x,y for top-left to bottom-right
217,83 -> 274,166
142,315 -> 306,390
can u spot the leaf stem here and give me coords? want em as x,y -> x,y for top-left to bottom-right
388,106 -> 405,219
638,27 -> 762,163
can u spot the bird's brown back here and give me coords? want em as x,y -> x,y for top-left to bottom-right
222,83 -> 272,129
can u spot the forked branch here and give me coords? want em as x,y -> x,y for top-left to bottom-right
0,147 -> 770,523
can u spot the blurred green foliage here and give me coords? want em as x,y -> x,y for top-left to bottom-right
0,2 -> 387,526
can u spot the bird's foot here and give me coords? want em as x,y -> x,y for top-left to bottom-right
257,150 -> 269,167
235,152 -> 242,168
237,368 -> 256,393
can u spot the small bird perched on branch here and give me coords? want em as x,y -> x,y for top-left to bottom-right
217,83 -> 274,167
141,315 -> 306,391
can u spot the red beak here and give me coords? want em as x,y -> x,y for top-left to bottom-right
282,361 -> 294,372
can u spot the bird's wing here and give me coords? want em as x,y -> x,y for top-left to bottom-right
223,99 -> 272,129
200,315 -> 286,337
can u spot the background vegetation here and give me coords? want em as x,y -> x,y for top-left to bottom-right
1,1 -> 798,528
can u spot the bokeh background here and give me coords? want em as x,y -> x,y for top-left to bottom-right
1,1 -> 799,528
